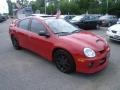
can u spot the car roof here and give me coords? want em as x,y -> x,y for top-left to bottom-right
30,14 -> 55,18
17,15 -> 72,23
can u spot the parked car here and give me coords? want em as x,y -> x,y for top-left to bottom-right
106,23 -> 120,41
0,15 -> 3,22
2,13 -> 9,20
9,17 -> 110,74
70,14 -> 100,29
0,14 -> 6,22
99,15 -> 118,27
117,18 -> 120,24
59,15 -> 76,21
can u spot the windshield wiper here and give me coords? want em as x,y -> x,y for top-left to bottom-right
54,32 -> 70,35
71,30 -> 81,33
55,32 -> 71,35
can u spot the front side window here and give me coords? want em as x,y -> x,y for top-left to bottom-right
18,19 -> 30,30
30,19 -> 46,34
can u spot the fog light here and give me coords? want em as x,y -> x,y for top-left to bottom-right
88,62 -> 94,68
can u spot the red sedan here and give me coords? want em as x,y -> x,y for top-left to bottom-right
9,17 -> 110,74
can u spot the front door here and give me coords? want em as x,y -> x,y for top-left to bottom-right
28,18 -> 53,60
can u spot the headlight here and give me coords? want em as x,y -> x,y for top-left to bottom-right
84,48 -> 96,58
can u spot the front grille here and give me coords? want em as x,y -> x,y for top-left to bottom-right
112,30 -> 117,33
99,49 -> 105,54
111,35 -> 120,40
99,58 -> 106,65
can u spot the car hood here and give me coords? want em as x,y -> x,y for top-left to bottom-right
108,24 -> 120,31
61,31 -> 106,52
70,20 -> 80,23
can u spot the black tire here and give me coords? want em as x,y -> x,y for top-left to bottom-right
108,23 -> 111,27
96,24 -> 100,30
53,49 -> 75,73
11,36 -> 21,50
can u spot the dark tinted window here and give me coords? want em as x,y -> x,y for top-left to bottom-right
84,16 -> 90,20
30,19 -> 46,33
84,15 -> 95,20
18,19 -> 30,30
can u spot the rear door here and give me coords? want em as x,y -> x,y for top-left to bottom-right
16,18 -> 31,49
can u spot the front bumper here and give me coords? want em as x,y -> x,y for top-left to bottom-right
74,48 -> 110,74
106,31 -> 120,41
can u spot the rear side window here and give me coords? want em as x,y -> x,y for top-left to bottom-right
30,19 -> 46,34
18,19 -> 30,30
84,16 -> 90,20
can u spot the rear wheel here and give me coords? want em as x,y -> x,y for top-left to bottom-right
11,36 -> 21,50
96,24 -> 100,30
53,49 -> 75,73
108,23 -> 111,27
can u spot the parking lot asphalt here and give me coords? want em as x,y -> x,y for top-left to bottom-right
0,19 -> 120,90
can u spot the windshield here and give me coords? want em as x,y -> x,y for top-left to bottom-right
99,15 -> 113,20
45,19 -> 80,35
71,16 -> 84,21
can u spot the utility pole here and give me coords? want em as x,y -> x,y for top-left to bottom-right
45,0 -> 46,14
57,0 -> 60,11
106,0 -> 108,14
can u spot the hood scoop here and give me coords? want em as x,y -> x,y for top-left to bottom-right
96,39 -> 105,51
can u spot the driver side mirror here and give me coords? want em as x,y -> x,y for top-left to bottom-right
38,30 -> 50,38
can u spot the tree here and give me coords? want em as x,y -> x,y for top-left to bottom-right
31,0 -> 120,16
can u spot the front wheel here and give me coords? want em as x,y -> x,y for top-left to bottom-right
53,49 -> 75,73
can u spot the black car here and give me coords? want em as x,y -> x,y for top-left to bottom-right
70,14 -> 99,29
60,15 -> 76,21
99,15 -> 118,27
0,14 -> 7,22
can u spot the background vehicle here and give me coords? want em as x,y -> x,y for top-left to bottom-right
99,15 -> 118,27
59,15 -> 76,21
0,14 -> 6,22
117,18 -> 120,24
107,23 -> 120,41
2,13 -> 9,20
70,14 -> 100,29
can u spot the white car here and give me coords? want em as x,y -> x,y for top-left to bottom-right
117,18 -> 120,24
106,24 -> 120,41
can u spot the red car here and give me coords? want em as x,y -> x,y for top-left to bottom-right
9,17 -> 110,74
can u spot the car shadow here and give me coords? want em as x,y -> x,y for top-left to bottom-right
21,48 -> 53,62
14,47 -> 118,82
108,39 -> 120,45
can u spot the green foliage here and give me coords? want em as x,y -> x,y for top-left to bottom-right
7,0 -> 13,15
30,0 -> 120,16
